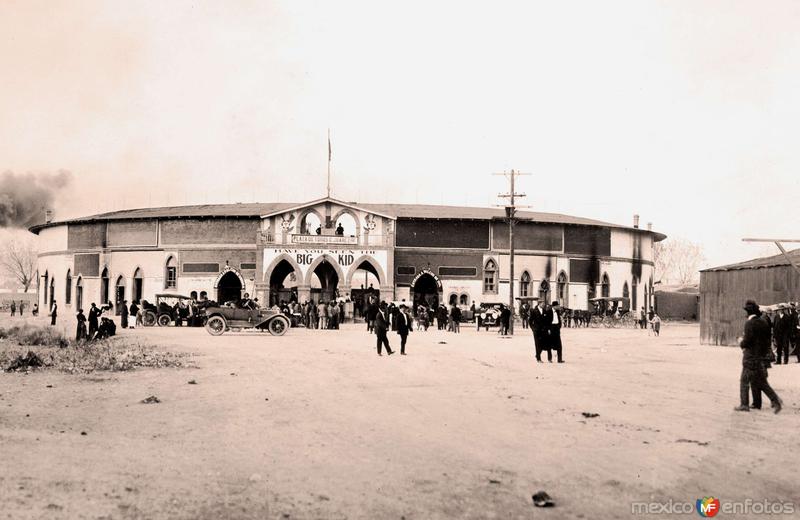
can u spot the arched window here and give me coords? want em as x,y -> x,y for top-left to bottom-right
49,277 -> 55,308
115,276 -> 126,315
538,279 -> 550,302
459,294 -> 469,306
449,293 -> 458,305
622,281 -> 629,304
65,270 -> 72,305
76,277 -> 83,311
165,256 -> 177,289
133,268 -> 144,303
601,273 -> 610,298
190,290 -> 198,300
43,271 -> 48,308
520,271 -> 531,297
632,276 -> 639,312
483,259 -> 498,294
557,271 -> 568,306
100,267 -> 110,305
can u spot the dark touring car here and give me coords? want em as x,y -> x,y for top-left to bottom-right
202,305 -> 290,336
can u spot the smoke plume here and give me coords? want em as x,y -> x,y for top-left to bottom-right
0,170 -> 72,228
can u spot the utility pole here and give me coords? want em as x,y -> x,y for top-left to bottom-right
494,170 -> 530,335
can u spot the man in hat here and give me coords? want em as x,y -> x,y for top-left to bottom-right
396,303 -> 412,355
773,304 -> 792,364
529,300 -> 552,362
735,300 -> 782,413
550,301 -> 565,363
374,301 -> 395,356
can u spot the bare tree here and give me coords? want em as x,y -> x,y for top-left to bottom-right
0,235 -> 37,292
654,237 -> 705,285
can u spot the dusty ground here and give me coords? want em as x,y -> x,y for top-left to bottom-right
1,315 -> 799,520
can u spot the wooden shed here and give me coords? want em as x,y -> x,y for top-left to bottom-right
699,249 -> 800,346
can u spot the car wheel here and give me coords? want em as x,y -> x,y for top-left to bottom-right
268,316 -> 289,336
157,314 -> 172,327
205,316 -> 226,336
142,311 -> 157,327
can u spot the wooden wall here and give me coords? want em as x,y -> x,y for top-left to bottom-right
700,265 -> 800,346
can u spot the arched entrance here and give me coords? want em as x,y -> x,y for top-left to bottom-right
100,267 -> 110,305
270,259 -> 298,306
76,277 -> 83,311
310,259 -> 339,303
132,268 -> 143,303
115,276 -> 126,315
217,271 -> 243,304
411,270 -> 441,310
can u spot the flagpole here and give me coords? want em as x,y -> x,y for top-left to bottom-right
327,128 -> 331,198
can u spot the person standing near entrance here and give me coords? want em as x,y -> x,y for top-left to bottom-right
120,300 -> 129,329
88,303 -> 99,337
76,308 -> 87,341
374,302 -> 394,356
735,300 -> 782,413
49,300 -> 58,326
396,304 -> 412,355
318,300 -> 328,329
129,300 -> 139,329
366,298 -> 378,333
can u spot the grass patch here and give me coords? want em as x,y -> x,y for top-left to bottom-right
0,324 -> 193,373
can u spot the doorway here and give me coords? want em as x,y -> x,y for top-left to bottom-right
217,271 -> 243,304
310,260 -> 339,303
412,273 -> 440,310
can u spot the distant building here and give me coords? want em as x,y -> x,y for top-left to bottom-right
700,249 -> 800,345
654,284 -> 699,321
28,197 -> 665,315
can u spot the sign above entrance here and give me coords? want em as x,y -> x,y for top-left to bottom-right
292,234 -> 357,245
410,269 -> 442,291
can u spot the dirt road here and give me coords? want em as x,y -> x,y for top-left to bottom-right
1,318 -> 798,519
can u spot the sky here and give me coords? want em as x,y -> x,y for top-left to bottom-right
1,0 -> 799,268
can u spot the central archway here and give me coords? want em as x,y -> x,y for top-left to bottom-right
411,270 -> 441,310
217,271 -> 243,304
310,259 -> 339,303
269,259 -> 298,306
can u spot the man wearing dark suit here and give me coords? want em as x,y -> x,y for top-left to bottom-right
773,305 -> 792,364
88,303 -> 100,338
374,302 -> 395,356
528,300 -> 552,362
396,304 -> 412,355
735,300 -> 782,413
550,301 -> 565,363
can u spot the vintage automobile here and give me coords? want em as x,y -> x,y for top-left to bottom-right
477,302 -> 504,330
141,293 -> 195,327
202,304 -> 290,336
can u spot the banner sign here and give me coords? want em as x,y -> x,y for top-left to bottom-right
292,234 -> 358,245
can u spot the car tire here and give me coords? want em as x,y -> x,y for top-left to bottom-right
205,315 -> 226,336
268,316 -> 289,336
157,314 -> 172,327
142,311 -> 157,327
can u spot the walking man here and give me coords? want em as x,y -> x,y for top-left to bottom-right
529,300 -> 552,362
735,300 -> 782,413
374,302 -> 394,356
550,301 -> 564,363
396,304 -> 412,355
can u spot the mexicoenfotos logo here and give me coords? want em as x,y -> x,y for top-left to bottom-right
696,497 -> 720,517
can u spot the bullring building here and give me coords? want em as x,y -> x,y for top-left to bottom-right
29,197 -> 665,316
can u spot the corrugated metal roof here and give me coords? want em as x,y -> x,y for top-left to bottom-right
29,199 -> 666,240
701,249 -> 800,272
